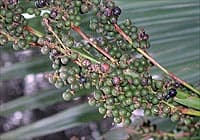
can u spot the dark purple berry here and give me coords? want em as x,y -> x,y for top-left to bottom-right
174,82 -> 180,88
50,9 -> 58,19
104,8 -> 112,17
79,76 -> 87,84
8,0 -> 18,4
164,88 -> 177,100
168,88 -> 177,97
35,0 -> 47,8
112,7 -> 121,16
143,34 -> 149,40
100,63 -> 110,73
112,76 -> 120,86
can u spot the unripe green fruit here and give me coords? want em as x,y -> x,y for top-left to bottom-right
119,109 -> 127,116
118,94 -> 125,101
114,117 -> 122,123
111,88 -> 118,96
140,88 -> 148,96
112,110 -> 119,117
133,77 -> 140,86
41,46 -> 50,55
101,86 -> 111,95
48,76 -> 56,84
6,11 -> 13,18
155,80 -> 163,89
55,80 -> 64,88
13,14 -> 21,22
170,113 -> 180,122
63,92 -> 72,101
144,109 -> 151,116
81,4 -> 89,13
125,90 -> 132,97
52,63 -> 60,69
125,98 -> 132,105
151,97 -> 159,105
60,72 -> 68,80
75,0 -> 82,6
61,57 -> 69,65
88,98 -> 96,106
124,118 -> 131,125
151,106 -> 159,115
183,118 -> 192,125
71,83 -> 80,90
99,106 -> 106,114
67,76 -> 75,84
106,98 -> 114,105
27,8 -> 34,15
43,13 -> 49,18
84,82 -> 91,89
94,90 -> 102,100
129,104 -> 135,111
163,106 -> 171,113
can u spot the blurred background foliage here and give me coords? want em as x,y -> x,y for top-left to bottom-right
0,0 -> 199,140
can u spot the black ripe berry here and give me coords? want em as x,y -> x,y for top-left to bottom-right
112,7 -> 121,16
164,88 -> 177,100
112,76 -> 120,86
50,9 -> 58,19
8,0 -> 18,4
35,0 -> 47,8
79,76 -> 87,84
104,8 -> 112,17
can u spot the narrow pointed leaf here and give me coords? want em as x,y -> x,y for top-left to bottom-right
0,104 -> 101,140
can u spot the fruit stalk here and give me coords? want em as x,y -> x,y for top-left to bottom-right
71,25 -> 117,64
114,23 -> 200,96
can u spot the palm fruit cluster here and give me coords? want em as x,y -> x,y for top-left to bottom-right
0,0 -> 199,138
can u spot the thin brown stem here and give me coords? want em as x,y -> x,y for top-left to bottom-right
0,30 -> 15,42
114,23 -> 200,95
71,25 -> 117,64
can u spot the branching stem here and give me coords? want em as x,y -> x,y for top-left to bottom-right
114,23 -> 200,96
161,100 -> 200,116
71,25 -> 117,64
43,19 -> 100,64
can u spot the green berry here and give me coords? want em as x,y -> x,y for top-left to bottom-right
6,11 -> 13,18
125,98 -> 132,105
52,63 -> 60,69
133,78 -> 140,86
27,8 -> 34,15
124,118 -> 131,125
151,106 -> 159,115
61,57 -> 69,65
94,90 -> 102,100
114,117 -> 122,123
155,81 -> 163,89
112,110 -> 119,117
81,4 -> 89,13
119,109 -> 127,116
183,118 -> 192,125
144,109 -> 151,116
163,106 -> 171,113
67,76 -> 75,84
55,80 -> 64,88
101,86 -> 111,95
170,113 -> 180,122
88,98 -> 96,106
99,106 -> 106,114
60,72 -> 68,80
63,92 -> 72,101
125,90 -> 132,97
41,46 -> 50,55
151,97 -> 159,105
